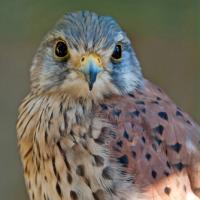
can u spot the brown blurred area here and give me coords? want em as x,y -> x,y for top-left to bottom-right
0,0 -> 199,199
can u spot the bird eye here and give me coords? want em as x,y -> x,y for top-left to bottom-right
111,44 -> 122,62
54,40 -> 69,61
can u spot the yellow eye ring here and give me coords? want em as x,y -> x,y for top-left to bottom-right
54,39 -> 69,61
111,43 -> 122,62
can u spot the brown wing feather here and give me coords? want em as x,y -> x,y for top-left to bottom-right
96,80 -> 200,199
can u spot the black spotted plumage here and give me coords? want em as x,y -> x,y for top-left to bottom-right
96,79 -> 200,199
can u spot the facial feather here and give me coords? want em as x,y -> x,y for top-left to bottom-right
30,11 -> 143,100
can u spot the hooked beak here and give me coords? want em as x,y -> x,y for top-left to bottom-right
80,54 -> 103,90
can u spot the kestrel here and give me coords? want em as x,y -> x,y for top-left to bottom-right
16,11 -> 200,200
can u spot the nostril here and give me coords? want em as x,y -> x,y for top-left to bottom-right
97,58 -> 101,64
81,56 -> 85,63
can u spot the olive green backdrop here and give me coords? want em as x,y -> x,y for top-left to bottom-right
0,0 -> 199,199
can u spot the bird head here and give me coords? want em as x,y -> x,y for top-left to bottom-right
31,11 -> 143,100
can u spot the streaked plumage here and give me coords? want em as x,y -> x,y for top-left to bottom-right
16,11 -> 200,200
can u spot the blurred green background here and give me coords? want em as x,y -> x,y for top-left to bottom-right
0,0 -> 199,199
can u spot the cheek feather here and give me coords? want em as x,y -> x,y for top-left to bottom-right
60,79 -> 89,98
58,71 -> 120,100
59,71 -> 89,98
91,72 -> 121,99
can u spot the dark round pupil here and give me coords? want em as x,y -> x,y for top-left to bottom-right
112,45 -> 122,59
55,42 -> 68,57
